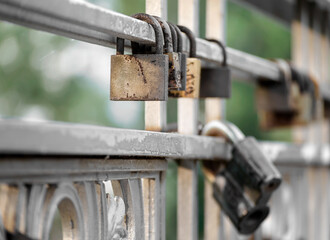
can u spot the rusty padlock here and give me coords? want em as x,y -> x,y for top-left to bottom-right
169,25 -> 201,98
153,16 -> 182,90
168,22 -> 187,91
290,65 -> 314,123
200,39 -> 231,98
202,120 -> 281,234
256,60 -> 302,129
308,73 -> 322,120
110,13 -> 169,101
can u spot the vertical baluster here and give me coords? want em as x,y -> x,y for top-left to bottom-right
290,1 -> 310,239
145,1 -> 168,239
142,179 -> 156,240
203,0 -> 227,240
177,1 -> 199,239
318,11 -> 330,240
145,0 -> 167,132
306,3 -> 328,240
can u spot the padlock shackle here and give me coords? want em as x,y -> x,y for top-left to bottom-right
116,38 -> 142,55
168,22 -> 178,52
131,13 -> 164,54
153,16 -> 174,53
177,25 -> 197,58
275,59 -> 292,93
207,39 -> 227,66
171,24 -> 183,53
202,120 -> 244,144
116,38 -> 125,55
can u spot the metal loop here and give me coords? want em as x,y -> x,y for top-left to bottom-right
275,59 -> 292,93
207,39 -> 227,66
202,120 -> 245,144
153,16 -> 173,53
171,24 -> 183,53
177,25 -> 196,58
116,38 -> 141,55
132,13 -> 164,54
167,22 -> 178,52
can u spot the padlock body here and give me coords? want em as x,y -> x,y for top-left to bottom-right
213,171 -> 270,235
256,81 -> 315,128
110,54 -> 169,101
169,58 -> 201,98
231,137 -> 281,200
200,67 -> 231,98
256,81 -> 300,112
178,52 -> 187,91
211,136 -> 281,234
166,52 -> 182,90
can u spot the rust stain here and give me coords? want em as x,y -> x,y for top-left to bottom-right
134,58 -> 147,84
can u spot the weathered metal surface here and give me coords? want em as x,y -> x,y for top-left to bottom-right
0,158 -> 166,239
110,14 -> 169,101
169,24 -> 201,98
202,121 -> 281,235
200,39 -> 231,98
110,54 -> 169,101
1,120 -> 330,165
200,66 -> 231,98
0,158 -> 167,183
0,119 -> 231,160
0,0 -> 283,82
170,58 -> 201,98
166,52 -> 182,90
153,16 -> 183,91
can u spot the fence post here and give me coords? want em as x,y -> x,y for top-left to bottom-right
145,0 -> 167,132
177,0 -> 199,239
204,0 -> 227,239
145,2 -> 168,240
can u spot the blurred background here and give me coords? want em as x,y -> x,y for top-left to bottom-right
0,0 -> 291,239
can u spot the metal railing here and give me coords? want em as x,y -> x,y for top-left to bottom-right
0,0 -> 330,239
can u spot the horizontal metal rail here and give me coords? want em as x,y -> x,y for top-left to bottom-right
0,119 -> 329,166
0,119 -> 232,160
0,0 -> 280,81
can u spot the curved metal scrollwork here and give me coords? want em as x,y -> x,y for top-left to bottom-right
0,181 -> 136,240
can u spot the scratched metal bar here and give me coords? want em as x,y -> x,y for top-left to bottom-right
0,0 -> 280,82
0,119 -> 330,165
0,119 -> 231,160
0,158 -> 165,183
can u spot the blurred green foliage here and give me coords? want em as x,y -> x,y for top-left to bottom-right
0,1 -> 292,239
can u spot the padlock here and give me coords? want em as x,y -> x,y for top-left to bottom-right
153,16 -> 182,90
200,39 -> 231,98
169,25 -> 201,98
308,73 -> 322,120
110,13 -> 169,101
168,22 -> 187,91
213,171 -> 270,234
256,60 -> 302,129
290,66 -> 314,123
202,120 -> 281,234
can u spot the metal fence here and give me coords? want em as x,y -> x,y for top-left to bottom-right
0,0 -> 330,239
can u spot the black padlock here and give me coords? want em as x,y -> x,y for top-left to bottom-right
213,171 -> 270,234
200,39 -> 231,98
229,136 -> 282,205
202,120 -> 281,234
153,16 -> 182,90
